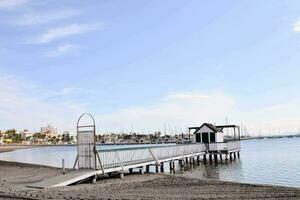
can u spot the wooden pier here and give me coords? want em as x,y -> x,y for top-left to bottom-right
28,141 -> 240,188
27,115 -> 241,188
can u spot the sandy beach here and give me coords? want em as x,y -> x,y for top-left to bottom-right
0,145 -> 34,153
0,161 -> 299,200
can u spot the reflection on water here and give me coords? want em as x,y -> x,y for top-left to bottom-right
179,137 -> 300,188
178,158 -> 243,181
0,138 -> 300,188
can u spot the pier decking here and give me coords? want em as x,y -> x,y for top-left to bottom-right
28,141 -> 240,188
27,115 -> 241,188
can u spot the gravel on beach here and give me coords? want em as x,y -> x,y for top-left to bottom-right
0,161 -> 300,200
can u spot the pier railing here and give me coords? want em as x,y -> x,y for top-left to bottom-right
208,141 -> 240,152
96,143 -> 206,170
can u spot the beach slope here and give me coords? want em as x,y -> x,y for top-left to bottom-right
0,161 -> 300,199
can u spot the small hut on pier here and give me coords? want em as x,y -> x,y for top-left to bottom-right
193,123 -> 224,143
188,123 -> 241,154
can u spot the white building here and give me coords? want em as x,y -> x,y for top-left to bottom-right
192,123 -> 224,143
20,129 -> 33,139
41,125 -> 57,137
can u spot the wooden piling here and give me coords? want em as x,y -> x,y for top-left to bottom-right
62,159 -> 65,174
220,154 -> 223,161
209,154 -> 212,162
160,162 -> 164,172
139,168 -> 144,174
214,154 -> 218,162
238,151 -> 240,158
190,157 -> 193,164
169,162 -> 173,171
155,165 -> 159,173
146,165 -> 150,173
92,175 -> 97,183
129,168 -> 133,174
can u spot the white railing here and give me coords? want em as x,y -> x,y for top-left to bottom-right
226,141 -> 240,150
96,143 -> 206,169
208,141 -> 240,151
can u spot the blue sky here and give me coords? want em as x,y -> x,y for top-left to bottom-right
1,0 -> 300,135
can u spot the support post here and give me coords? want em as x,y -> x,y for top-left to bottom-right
203,155 -> 207,162
220,154 -> 222,161
62,159 -> 66,174
209,154 -> 212,162
92,175 -> 97,184
139,168 -> 144,174
214,154 -> 218,162
160,162 -> 164,172
197,156 -> 200,163
179,160 -> 183,168
169,162 -> 173,171
156,165 -> 159,173
238,151 -> 240,158
146,165 -> 150,173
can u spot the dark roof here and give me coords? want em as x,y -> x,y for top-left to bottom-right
189,123 -> 222,134
201,123 -> 222,133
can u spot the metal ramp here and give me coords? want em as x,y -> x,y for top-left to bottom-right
27,170 -> 96,189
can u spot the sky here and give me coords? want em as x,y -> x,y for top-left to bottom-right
1,0 -> 300,135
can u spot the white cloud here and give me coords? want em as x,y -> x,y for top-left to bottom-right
244,101 -> 300,135
45,44 -> 80,57
14,9 -> 81,26
0,0 -> 28,10
293,19 -> 300,32
31,23 -> 105,44
96,91 -> 236,133
0,74 -> 299,136
95,91 -> 300,135
0,74 -> 85,132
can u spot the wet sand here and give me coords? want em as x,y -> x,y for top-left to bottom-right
0,145 -> 34,153
0,161 -> 300,200
0,144 -> 76,153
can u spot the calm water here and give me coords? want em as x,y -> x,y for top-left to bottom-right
181,137 -> 300,188
0,138 -> 299,188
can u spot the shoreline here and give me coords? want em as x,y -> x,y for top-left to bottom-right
0,161 -> 299,199
0,144 -> 77,153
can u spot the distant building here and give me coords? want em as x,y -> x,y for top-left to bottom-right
20,129 -> 33,139
41,125 -> 57,137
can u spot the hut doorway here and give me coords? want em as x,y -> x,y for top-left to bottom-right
202,132 -> 209,143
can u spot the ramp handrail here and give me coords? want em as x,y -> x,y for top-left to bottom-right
208,141 -> 240,151
96,143 -> 206,169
